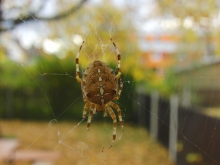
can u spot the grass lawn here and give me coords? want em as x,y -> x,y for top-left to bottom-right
0,120 -> 173,165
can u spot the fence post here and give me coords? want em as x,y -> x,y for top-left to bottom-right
150,91 -> 159,140
169,94 -> 178,163
182,87 -> 191,108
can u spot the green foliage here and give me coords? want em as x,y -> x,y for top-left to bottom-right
0,53 -> 136,121
0,59 -> 33,89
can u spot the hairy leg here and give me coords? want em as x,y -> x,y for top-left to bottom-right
109,101 -> 124,131
106,105 -> 117,148
87,110 -> 93,130
82,103 -> 89,118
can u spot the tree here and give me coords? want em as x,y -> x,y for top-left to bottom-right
0,0 -> 142,121
0,0 -> 88,122
155,0 -> 220,61
0,0 -> 88,32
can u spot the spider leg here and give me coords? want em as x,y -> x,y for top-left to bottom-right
114,78 -> 123,101
110,38 -> 121,80
75,41 -> 85,83
82,103 -> 89,118
91,104 -> 97,114
106,105 -> 117,148
87,109 -> 93,130
109,101 -> 124,131
103,108 -> 108,117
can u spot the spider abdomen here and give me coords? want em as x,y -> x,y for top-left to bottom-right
81,61 -> 118,106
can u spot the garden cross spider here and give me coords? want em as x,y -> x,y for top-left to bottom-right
75,38 -> 124,147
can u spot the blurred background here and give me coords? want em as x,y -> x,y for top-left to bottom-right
1,0 -> 220,165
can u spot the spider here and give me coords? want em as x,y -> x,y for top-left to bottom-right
75,38 -> 124,147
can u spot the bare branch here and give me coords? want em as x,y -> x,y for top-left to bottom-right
0,0 -> 88,32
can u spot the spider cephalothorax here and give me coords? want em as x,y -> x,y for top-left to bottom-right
75,38 -> 123,147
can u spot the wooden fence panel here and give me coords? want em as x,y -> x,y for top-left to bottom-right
135,94 -> 220,165
177,107 -> 220,165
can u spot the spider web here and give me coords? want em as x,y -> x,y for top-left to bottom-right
1,1 -> 138,164
18,19 -> 136,165
1,0 -> 220,165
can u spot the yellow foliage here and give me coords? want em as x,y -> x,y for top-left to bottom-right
47,2 -> 142,79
